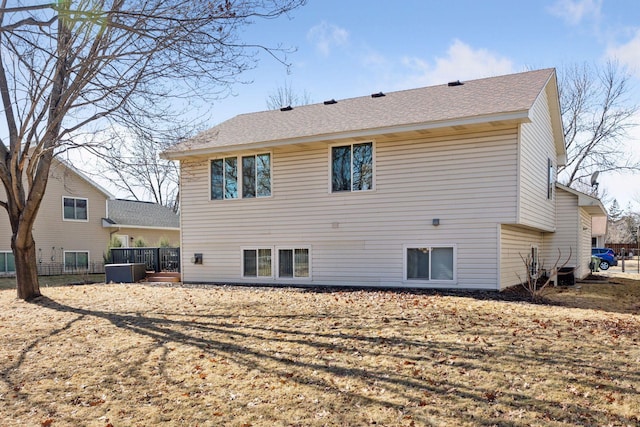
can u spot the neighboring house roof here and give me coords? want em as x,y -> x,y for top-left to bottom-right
556,184 -> 608,217
163,68 -> 565,160
103,199 -> 180,230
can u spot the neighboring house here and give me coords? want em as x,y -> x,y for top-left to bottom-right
0,158 -> 113,275
102,199 -> 180,247
546,185 -> 607,279
164,68 -> 607,290
591,216 -> 608,248
0,159 -> 180,276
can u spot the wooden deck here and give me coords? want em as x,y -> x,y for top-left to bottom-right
144,271 -> 181,283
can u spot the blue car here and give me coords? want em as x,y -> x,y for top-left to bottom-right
591,248 -> 618,270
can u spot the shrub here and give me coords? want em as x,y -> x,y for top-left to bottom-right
133,237 -> 147,248
518,247 -> 572,302
157,236 -> 173,248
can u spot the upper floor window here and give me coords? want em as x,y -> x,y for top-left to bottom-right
242,154 -> 271,198
211,157 -> 238,200
547,158 -> 555,200
63,197 -> 88,221
331,142 -> 373,192
211,153 -> 271,200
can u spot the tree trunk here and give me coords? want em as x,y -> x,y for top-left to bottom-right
13,231 -> 41,300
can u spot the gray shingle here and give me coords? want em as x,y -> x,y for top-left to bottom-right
106,199 -> 179,229
165,69 -> 555,156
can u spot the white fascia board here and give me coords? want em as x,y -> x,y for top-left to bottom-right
102,223 -> 180,231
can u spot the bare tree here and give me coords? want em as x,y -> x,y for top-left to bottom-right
605,199 -> 640,245
0,0 -> 306,300
84,124 -> 189,212
266,81 -> 312,110
558,61 -> 639,189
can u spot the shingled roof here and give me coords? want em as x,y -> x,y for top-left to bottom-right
163,68 -> 560,159
104,199 -> 179,229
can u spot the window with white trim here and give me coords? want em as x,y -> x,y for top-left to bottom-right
211,153 -> 271,200
530,246 -> 539,277
547,158 -> 555,200
278,248 -> 310,278
331,142 -> 373,192
404,246 -> 455,281
0,252 -> 15,274
242,248 -> 272,278
63,197 -> 88,221
64,251 -> 89,272
242,154 -> 271,198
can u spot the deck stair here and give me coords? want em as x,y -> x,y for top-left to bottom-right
145,271 -> 181,283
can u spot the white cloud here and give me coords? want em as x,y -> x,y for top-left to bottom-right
361,51 -> 387,68
307,21 -> 349,57
606,29 -> 640,76
398,39 -> 514,88
597,110 -> 640,210
548,0 -> 602,25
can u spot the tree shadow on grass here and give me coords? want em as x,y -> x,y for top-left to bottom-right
3,292 -> 637,426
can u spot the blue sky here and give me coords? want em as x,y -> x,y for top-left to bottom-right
207,0 -> 640,209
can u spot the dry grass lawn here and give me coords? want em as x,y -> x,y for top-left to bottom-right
1,281 -> 639,427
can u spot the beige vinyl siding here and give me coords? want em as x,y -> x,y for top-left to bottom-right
500,224 -> 544,289
180,127 -> 519,289
577,208 -> 593,279
543,189 -> 594,280
518,88 -> 556,231
0,162 -> 110,266
543,188 -> 578,277
114,228 -> 180,248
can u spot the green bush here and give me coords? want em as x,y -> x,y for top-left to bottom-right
132,237 -> 147,248
157,236 -> 173,248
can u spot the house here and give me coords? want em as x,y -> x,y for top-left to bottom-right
547,185 -> 607,279
0,159 -> 113,275
0,159 -> 180,275
102,199 -> 180,248
163,68 -> 607,290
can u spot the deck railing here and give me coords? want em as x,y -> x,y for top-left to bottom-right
109,247 -> 181,272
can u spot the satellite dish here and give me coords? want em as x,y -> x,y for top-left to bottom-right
590,171 -> 600,188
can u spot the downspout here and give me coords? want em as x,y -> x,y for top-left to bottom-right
109,227 -> 121,239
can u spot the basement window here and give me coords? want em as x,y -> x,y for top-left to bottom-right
0,252 -> 15,274
277,248 -> 310,279
242,248 -> 272,278
64,251 -> 89,272
404,245 -> 455,282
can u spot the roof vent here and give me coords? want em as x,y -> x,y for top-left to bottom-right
371,92 -> 385,98
280,105 -> 293,111
447,80 -> 463,87
324,99 -> 337,105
